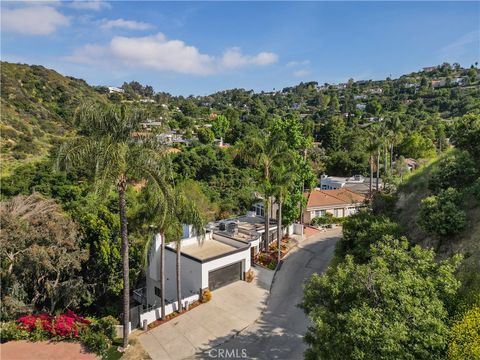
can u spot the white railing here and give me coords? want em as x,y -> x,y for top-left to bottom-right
138,293 -> 200,328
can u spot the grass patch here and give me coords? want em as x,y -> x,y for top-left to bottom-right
103,339 -> 123,360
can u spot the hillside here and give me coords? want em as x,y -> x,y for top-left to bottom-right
395,147 -> 480,305
0,62 -> 107,174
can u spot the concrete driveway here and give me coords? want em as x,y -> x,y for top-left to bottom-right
139,274 -> 270,360
199,228 -> 341,360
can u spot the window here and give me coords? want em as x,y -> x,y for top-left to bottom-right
154,286 -> 161,298
313,210 -> 326,218
334,208 -> 342,217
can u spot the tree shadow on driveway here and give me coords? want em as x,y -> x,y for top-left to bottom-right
191,233 -> 340,360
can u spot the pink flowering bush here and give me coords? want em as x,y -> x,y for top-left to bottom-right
17,310 -> 91,339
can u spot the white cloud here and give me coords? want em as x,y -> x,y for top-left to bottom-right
67,34 -> 279,75
221,47 -> 278,69
70,0 -> 111,11
100,18 -> 153,30
293,69 -> 310,77
287,60 -> 310,67
1,5 -> 70,35
68,33 -> 215,75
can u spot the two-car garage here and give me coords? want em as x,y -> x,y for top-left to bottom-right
208,262 -> 242,291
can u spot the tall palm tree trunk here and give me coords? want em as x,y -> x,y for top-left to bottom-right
176,242 -> 182,313
369,155 -> 373,197
376,150 -> 380,191
277,196 -> 282,265
264,197 -> 270,252
390,144 -> 394,175
384,145 -> 388,176
160,232 -> 166,320
118,175 -> 129,349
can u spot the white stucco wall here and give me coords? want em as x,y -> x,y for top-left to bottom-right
164,248 -> 202,301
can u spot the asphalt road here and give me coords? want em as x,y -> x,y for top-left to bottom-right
199,229 -> 341,360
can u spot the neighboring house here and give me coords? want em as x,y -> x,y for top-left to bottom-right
303,188 -> 366,224
144,213 -> 277,307
108,86 -> 124,94
356,103 -> 367,110
320,174 -> 383,194
431,79 -> 446,88
405,158 -> 419,171
423,66 -> 438,72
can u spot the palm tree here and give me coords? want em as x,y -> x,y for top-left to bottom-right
237,132 -> 288,251
139,184 -> 173,322
166,185 -> 205,313
271,163 -> 296,265
57,103 -> 170,349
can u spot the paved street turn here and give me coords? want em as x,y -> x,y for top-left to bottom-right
199,228 -> 341,360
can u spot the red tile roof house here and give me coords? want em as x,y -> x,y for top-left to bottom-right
302,188 -> 366,224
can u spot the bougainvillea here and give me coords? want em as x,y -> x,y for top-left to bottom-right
17,311 -> 90,338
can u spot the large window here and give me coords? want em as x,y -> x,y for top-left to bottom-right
313,210 -> 326,218
334,208 -> 342,217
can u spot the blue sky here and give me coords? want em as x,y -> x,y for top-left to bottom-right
1,1 -> 479,95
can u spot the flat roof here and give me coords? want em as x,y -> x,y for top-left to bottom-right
178,239 -> 246,261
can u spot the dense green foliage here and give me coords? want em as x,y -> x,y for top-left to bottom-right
448,306 -> 480,360
0,62 -> 106,172
419,187 -> 467,237
337,210 -> 403,263
302,236 -> 461,360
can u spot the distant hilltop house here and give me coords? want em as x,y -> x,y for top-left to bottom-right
423,66 -> 438,72
356,103 -> 367,111
320,174 -> 383,195
302,188 -> 366,224
366,88 -> 383,94
431,79 -> 446,88
107,86 -> 124,94
354,94 -> 368,100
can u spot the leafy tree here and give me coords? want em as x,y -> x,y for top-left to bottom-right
399,132 -> 437,159
448,306 -> 480,360
428,150 -> 478,193
57,103 -> 170,348
338,210 -> 402,263
451,112 -> 480,163
197,127 -> 215,144
212,114 -> 230,143
0,194 -> 88,318
419,187 -> 467,237
366,98 -> 382,116
302,236 -> 461,360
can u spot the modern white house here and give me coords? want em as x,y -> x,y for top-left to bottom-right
320,174 -> 383,195
143,213 -> 277,308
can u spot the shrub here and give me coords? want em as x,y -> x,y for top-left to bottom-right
419,188 -> 467,237
16,311 -> 90,340
448,306 -> 480,360
0,321 -> 29,343
245,269 -> 255,283
311,213 -> 334,226
428,151 -> 478,193
201,289 -> 212,303
95,316 -> 119,341
80,328 -> 111,356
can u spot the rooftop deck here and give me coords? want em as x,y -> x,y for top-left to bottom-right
179,239 -> 245,260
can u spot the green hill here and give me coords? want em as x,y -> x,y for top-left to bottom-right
0,62 -> 107,175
